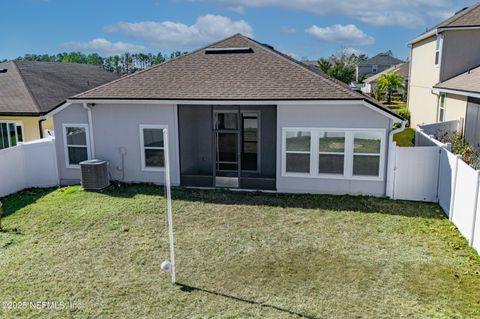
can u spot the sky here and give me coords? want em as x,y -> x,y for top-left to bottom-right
0,0 -> 477,61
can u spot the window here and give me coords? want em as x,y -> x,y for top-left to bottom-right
285,131 -> 311,173
372,65 -> 378,73
282,128 -> 384,180
318,132 -> 345,175
0,121 -> 23,150
241,112 -> 259,171
140,125 -> 166,171
438,94 -> 446,122
63,124 -> 90,167
215,112 -> 237,130
435,35 -> 443,67
353,132 -> 382,177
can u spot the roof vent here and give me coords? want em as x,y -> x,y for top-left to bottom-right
455,7 -> 469,15
205,47 -> 253,54
0,69 -> 7,73
262,43 -> 274,50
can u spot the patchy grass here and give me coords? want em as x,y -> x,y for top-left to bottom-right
0,185 -> 479,318
394,127 -> 416,147
382,100 -> 407,109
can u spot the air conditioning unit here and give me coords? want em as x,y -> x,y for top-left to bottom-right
80,159 -> 110,191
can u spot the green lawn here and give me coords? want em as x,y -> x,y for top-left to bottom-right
394,127 -> 416,147
1,185 -> 479,318
382,100 -> 407,109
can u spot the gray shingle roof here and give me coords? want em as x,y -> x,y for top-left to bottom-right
434,3 -> 480,29
358,54 -> 404,67
72,34 -> 402,120
434,65 -> 480,94
0,61 -> 118,115
73,34 -> 366,101
364,62 -> 409,84
411,3 -> 480,44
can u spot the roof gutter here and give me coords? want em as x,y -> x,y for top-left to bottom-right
432,87 -> 480,99
408,29 -> 437,45
409,25 -> 480,45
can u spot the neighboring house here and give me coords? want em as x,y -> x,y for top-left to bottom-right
408,3 -> 480,129
0,61 -> 118,149
433,67 -> 480,148
356,54 -> 404,82
361,62 -> 409,97
45,34 -> 404,196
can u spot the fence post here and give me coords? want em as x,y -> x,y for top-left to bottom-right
449,155 -> 461,221
470,171 -> 480,246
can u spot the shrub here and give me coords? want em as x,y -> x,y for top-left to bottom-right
440,132 -> 480,169
394,108 -> 410,124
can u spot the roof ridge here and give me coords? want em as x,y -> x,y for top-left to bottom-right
11,61 -> 42,113
73,33 -> 244,99
241,35 -> 359,98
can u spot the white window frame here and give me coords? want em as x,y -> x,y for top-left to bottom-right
62,123 -> 91,169
283,130 -> 312,176
318,131 -> 346,176
281,128 -> 386,181
0,120 -> 23,149
352,131 -> 384,178
438,94 -> 446,122
139,124 -> 167,172
434,35 -> 443,68
372,65 -> 378,73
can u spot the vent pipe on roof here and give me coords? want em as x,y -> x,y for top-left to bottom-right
204,47 -> 253,54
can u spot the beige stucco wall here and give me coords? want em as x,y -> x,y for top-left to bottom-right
0,116 -> 53,141
444,93 -> 467,123
441,29 -> 480,82
408,36 -> 440,126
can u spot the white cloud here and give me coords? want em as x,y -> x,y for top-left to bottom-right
209,0 -> 456,28
281,26 -> 296,33
104,14 -> 253,49
306,24 -> 374,45
61,38 -> 146,55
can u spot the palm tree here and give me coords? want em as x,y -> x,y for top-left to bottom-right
377,71 -> 404,104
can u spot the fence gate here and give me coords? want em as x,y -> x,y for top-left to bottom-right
393,146 -> 440,202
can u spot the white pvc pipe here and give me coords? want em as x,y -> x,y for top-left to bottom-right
83,103 -> 96,159
164,128 -> 176,283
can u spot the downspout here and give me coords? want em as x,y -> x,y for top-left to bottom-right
385,120 -> 407,198
38,118 -> 46,138
83,103 -> 96,159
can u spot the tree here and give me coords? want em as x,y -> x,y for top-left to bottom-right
377,71 -> 404,104
316,48 -> 368,84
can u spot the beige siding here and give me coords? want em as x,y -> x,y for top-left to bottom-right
408,36 -> 440,126
441,29 -> 480,82
444,93 -> 467,122
0,116 -> 53,141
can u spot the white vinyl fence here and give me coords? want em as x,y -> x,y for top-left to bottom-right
0,138 -> 59,197
391,129 -> 479,252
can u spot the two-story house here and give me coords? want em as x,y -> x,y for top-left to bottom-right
356,53 -> 404,82
408,2 -> 480,148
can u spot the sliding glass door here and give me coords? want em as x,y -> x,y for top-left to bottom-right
0,122 -> 23,150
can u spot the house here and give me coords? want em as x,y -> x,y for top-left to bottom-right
0,61 -> 118,149
356,54 -> 404,82
44,34 -> 405,196
361,62 -> 409,97
408,3 -> 480,129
